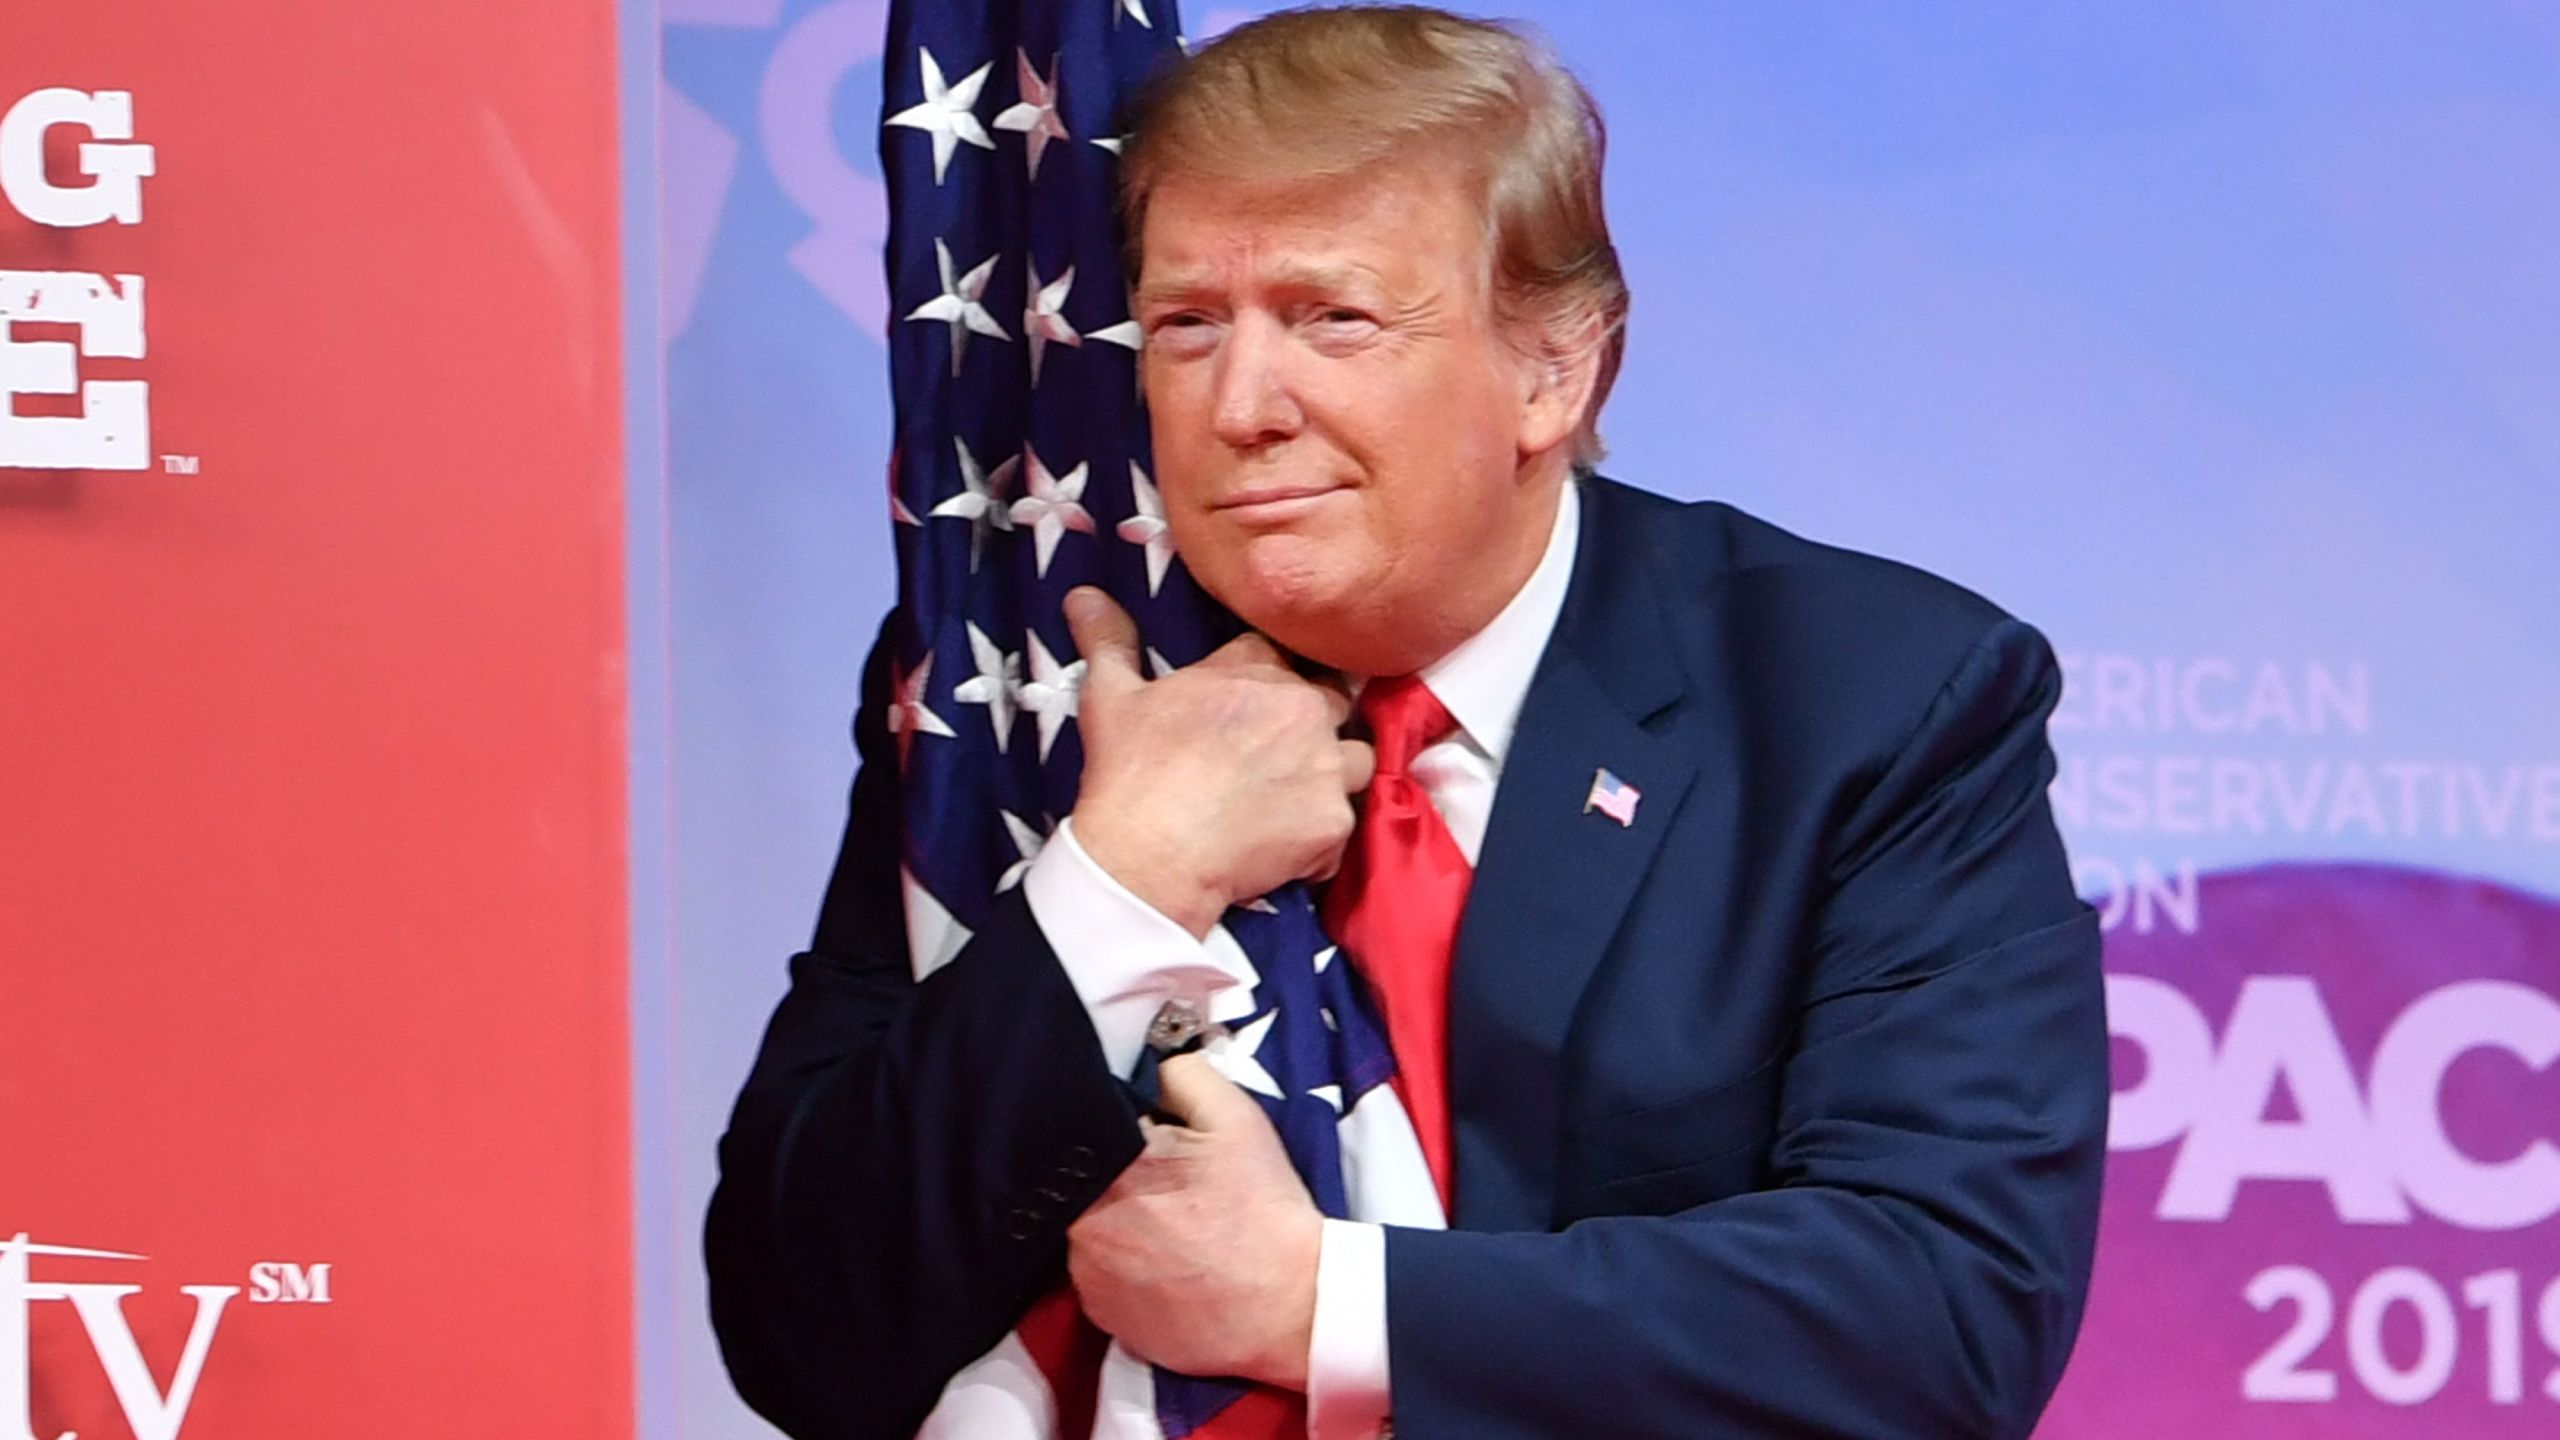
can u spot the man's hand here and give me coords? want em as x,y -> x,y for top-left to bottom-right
1065,587 -> 1375,936
1067,1054 -> 1324,1390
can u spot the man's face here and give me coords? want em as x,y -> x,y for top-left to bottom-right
1134,159 -> 1571,676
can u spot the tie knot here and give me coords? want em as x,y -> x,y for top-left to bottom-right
1358,675 -> 1458,776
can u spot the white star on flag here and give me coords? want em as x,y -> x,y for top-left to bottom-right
1091,133 -> 1127,157
1087,316 -> 1143,352
888,453 -> 921,527
888,652 -> 957,770
885,48 -> 995,185
1146,647 -> 1177,680
1019,630 -> 1088,761
1023,262 -> 1084,386
1115,0 -> 1154,30
951,622 -> 1023,753
1115,462 -> 1176,594
997,810 -> 1050,891
1008,447 -> 1095,577
992,51 -> 1071,180
929,436 -> 1018,570
1203,1009 -> 1284,1099
1314,945 -> 1338,972
1309,1084 -> 1344,1113
906,238 -> 1011,377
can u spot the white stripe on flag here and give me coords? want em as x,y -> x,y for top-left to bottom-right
918,1332 -> 1062,1440
1337,1085 -> 1449,1230
1093,1345 -> 1165,1440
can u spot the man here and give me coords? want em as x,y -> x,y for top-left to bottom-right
707,8 -> 2108,1439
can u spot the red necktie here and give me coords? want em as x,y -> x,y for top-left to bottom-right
1321,675 -> 1471,1210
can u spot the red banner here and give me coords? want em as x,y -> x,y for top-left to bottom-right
1,4 -> 631,1437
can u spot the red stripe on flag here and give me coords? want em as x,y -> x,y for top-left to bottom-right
1017,1284 -> 1110,1437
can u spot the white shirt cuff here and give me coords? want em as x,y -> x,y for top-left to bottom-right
1021,817 -> 1260,1077
1308,1219 -> 1391,1439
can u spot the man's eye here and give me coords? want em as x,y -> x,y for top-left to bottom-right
1146,314 -> 1214,347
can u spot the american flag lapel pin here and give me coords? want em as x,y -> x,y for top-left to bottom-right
1583,767 -> 1641,827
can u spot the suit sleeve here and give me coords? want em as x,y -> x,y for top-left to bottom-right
1381,618 -> 2109,1440
703,612 -> 1151,1440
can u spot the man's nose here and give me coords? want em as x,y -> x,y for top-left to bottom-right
1210,315 -> 1303,450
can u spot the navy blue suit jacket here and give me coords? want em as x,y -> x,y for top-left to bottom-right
706,477 -> 2110,1440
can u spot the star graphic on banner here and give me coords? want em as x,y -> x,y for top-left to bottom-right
1024,262 -> 1085,386
1115,0 -> 1155,31
1314,945 -> 1338,973
906,238 -> 1010,376
929,436 -> 1019,570
1019,631 -> 1088,762
997,810 -> 1050,891
888,652 -> 957,769
1115,462 -> 1176,594
1146,647 -> 1177,680
1239,896 -> 1279,914
1308,1084 -> 1344,1113
1008,448 -> 1095,577
1203,1009 -> 1283,1099
1091,133 -> 1127,157
885,47 -> 995,185
952,622 -> 1023,753
993,50 -> 1071,181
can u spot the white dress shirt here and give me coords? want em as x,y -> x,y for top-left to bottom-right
1021,481 -> 1582,1438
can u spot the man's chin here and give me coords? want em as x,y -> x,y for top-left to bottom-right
1199,561 -> 1365,663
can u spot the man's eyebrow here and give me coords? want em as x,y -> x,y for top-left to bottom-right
1265,260 -> 1386,294
1134,261 -> 1391,309
1133,277 -> 1216,309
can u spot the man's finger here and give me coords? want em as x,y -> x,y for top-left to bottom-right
1065,587 -> 1146,689
1338,737 -> 1376,793
1308,672 -> 1354,728
1307,838 -> 1348,885
1154,1051 -> 1262,1134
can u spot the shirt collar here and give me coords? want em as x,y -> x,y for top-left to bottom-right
1415,479 -> 1581,766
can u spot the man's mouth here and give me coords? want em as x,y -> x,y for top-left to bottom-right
1214,483 -> 1348,520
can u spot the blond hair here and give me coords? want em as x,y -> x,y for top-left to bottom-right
1121,5 -> 1630,470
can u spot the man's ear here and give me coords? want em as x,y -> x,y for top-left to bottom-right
1515,324 -> 1602,463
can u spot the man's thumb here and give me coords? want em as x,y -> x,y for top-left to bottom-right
1065,586 -> 1144,688
1154,1051 -> 1257,1133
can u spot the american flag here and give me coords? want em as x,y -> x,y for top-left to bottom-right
1583,768 -> 1641,828
877,1 -> 1442,1436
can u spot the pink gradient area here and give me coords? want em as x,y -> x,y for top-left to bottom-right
2041,864 -> 2560,1439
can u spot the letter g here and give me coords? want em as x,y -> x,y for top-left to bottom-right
1,89 -> 156,228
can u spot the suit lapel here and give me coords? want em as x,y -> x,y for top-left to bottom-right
1447,478 -> 1700,1227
